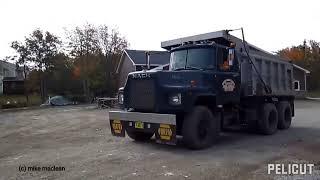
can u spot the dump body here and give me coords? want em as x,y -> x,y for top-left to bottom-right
238,49 -> 293,96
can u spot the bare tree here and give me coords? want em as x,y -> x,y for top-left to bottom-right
97,25 -> 128,95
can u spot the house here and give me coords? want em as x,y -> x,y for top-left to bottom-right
0,60 -> 28,95
292,64 -> 310,97
0,60 -> 17,94
2,77 -> 25,95
116,49 -> 170,87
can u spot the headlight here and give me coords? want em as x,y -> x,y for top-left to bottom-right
118,93 -> 124,104
169,93 -> 181,105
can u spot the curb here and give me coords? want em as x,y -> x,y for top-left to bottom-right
0,106 -> 47,113
306,97 -> 320,101
0,104 -> 98,113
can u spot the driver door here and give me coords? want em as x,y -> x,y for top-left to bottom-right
215,47 -> 241,105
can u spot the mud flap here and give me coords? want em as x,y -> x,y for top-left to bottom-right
155,124 -> 177,145
110,119 -> 125,137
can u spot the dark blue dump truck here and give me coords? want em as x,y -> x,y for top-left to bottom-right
109,29 -> 294,149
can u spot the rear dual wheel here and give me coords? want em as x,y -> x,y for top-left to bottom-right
257,103 -> 278,135
257,101 -> 292,135
277,101 -> 292,130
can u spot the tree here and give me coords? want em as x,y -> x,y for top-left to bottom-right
25,29 -> 61,71
278,47 -> 304,61
66,24 -> 101,99
98,25 -> 128,55
98,25 -> 128,96
11,29 -> 61,102
26,29 -> 61,102
10,41 -> 31,104
278,40 -> 320,90
67,23 -> 128,98
67,24 -> 101,58
8,24 -> 128,105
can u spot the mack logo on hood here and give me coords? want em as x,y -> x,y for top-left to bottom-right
132,73 -> 151,79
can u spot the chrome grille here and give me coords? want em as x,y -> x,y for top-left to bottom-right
128,79 -> 155,111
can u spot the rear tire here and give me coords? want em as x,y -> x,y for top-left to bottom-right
126,130 -> 154,141
257,103 -> 278,135
277,101 -> 292,129
182,106 -> 220,150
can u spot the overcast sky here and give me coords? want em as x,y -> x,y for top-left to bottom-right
0,0 -> 319,60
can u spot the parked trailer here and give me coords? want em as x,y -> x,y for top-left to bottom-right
109,29 -> 294,149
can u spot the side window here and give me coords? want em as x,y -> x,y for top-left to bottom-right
217,47 -> 230,71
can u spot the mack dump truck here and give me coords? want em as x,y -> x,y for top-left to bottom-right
109,29 -> 294,149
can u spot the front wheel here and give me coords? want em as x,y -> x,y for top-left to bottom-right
182,106 -> 220,150
126,130 -> 154,141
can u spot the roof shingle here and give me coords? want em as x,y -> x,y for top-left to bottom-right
125,49 -> 170,65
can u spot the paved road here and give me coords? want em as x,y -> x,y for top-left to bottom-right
0,101 -> 319,180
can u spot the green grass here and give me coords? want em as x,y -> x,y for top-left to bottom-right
0,95 -> 42,109
307,91 -> 320,98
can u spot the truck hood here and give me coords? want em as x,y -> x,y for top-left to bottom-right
128,70 -> 214,89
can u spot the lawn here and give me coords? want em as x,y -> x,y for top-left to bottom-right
0,95 -> 42,109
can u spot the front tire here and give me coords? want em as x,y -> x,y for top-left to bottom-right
182,106 -> 220,150
257,103 -> 278,135
126,130 -> 154,141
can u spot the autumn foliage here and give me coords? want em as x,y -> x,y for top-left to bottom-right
9,24 -> 128,102
278,47 -> 305,61
278,40 -> 320,91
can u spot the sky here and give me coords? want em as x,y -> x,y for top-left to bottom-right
0,0 -> 319,60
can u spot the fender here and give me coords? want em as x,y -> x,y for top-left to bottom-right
189,93 -> 217,112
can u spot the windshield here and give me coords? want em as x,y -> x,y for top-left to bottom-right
170,47 -> 216,71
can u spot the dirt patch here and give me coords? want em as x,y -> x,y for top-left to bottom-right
0,102 -> 320,179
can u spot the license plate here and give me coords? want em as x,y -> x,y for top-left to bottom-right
135,121 -> 144,129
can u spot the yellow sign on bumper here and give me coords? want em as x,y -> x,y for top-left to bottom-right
155,124 -> 176,145
110,119 -> 125,137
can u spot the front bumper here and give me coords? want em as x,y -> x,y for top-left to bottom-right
109,111 -> 177,145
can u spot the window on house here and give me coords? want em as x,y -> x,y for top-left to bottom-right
3,68 -> 9,77
294,80 -> 300,91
